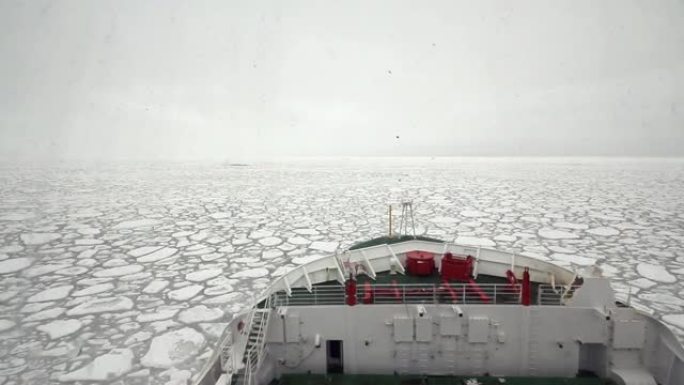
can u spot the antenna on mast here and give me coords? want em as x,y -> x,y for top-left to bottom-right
398,201 -> 417,238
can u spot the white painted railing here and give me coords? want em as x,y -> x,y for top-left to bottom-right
265,282 -> 564,306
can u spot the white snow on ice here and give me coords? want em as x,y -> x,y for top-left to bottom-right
636,263 -> 676,283
538,228 -> 579,239
140,328 -> 205,368
0,257 -> 32,274
37,319 -> 82,339
59,348 -> 133,381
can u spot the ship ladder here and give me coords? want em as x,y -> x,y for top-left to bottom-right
234,309 -> 271,385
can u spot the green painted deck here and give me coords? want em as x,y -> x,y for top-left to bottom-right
275,374 -> 612,385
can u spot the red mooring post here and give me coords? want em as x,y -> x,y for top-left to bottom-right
345,274 -> 357,306
522,267 -> 531,306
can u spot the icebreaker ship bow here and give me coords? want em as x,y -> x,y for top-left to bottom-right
195,203 -> 684,385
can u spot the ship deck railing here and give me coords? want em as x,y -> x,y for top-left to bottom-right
263,283 -> 574,307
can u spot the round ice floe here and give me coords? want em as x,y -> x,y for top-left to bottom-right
454,236 -> 495,247
461,210 -> 487,218
292,255 -> 324,265
24,307 -> 65,322
493,234 -> 516,242
186,268 -> 223,282
55,266 -> 90,276
141,328 -> 205,368
550,253 -> 596,266
663,314 -> 684,329
0,319 -> 16,332
209,212 -> 231,219
638,293 -> 684,306
552,222 -> 589,230
37,319 -> 82,339
519,252 -> 551,261
77,227 -> 100,235
249,230 -> 273,239
429,216 -> 459,224
142,279 -> 169,294
22,263 -> 69,278
93,265 -> 144,278
137,308 -> 179,322
103,258 -> 128,267
60,348 -> 133,381
167,285 -> 204,301
310,241 -> 339,253
178,305 -> 223,323
293,228 -> 319,235
259,237 -> 282,246
136,247 -> 178,263
77,249 -> 98,259
0,212 -> 35,221
262,249 -> 284,260
287,236 -> 311,245
28,285 -> 73,302
203,292 -> 242,305
586,227 -> 620,236
66,296 -> 134,316
112,219 -> 162,230
231,267 -> 269,278
75,238 -> 104,246
0,290 -> 18,302
0,245 -> 24,253
128,246 -> 162,257
233,257 -> 260,264
20,232 -> 61,245
204,285 -> 233,296
0,257 -> 33,274
538,228 -> 579,240
73,283 -> 115,297
125,331 -> 152,345
630,278 -> 657,289
636,263 -> 676,283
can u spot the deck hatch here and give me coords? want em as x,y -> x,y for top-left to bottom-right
468,316 -> 489,343
393,316 -> 413,342
439,314 -> 461,336
416,317 -> 433,342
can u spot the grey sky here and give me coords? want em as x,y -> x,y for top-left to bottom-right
1,0 -> 683,161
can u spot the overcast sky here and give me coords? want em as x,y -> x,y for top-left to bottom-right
1,0 -> 683,161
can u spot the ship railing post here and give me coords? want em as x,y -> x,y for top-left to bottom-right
462,285 -> 467,304
493,284 -> 497,305
537,286 -> 542,305
433,284 -> 437,304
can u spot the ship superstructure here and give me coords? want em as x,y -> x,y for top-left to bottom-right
195,205 -> 684,385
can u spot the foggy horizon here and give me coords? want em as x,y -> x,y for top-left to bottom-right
1,0 -> 683,161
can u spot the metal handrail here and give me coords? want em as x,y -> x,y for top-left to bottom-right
241,308 -> 270,385
537,284 -> 581,306
267,282 -> 551,306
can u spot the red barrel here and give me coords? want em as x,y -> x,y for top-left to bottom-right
441,253 -> 473,281
406,251 -> 435,276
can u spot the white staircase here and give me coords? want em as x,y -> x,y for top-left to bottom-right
234,309 -> 271,385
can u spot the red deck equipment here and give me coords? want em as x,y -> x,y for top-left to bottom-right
362,281 -> 373,304
505,269 -> 520,294
440,279 -> 459,302
441,253 -> 474,281
345,275 -> 357,306
406,251 -> 435,276
521,267 -> 531,306
466,278 -> 491,303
